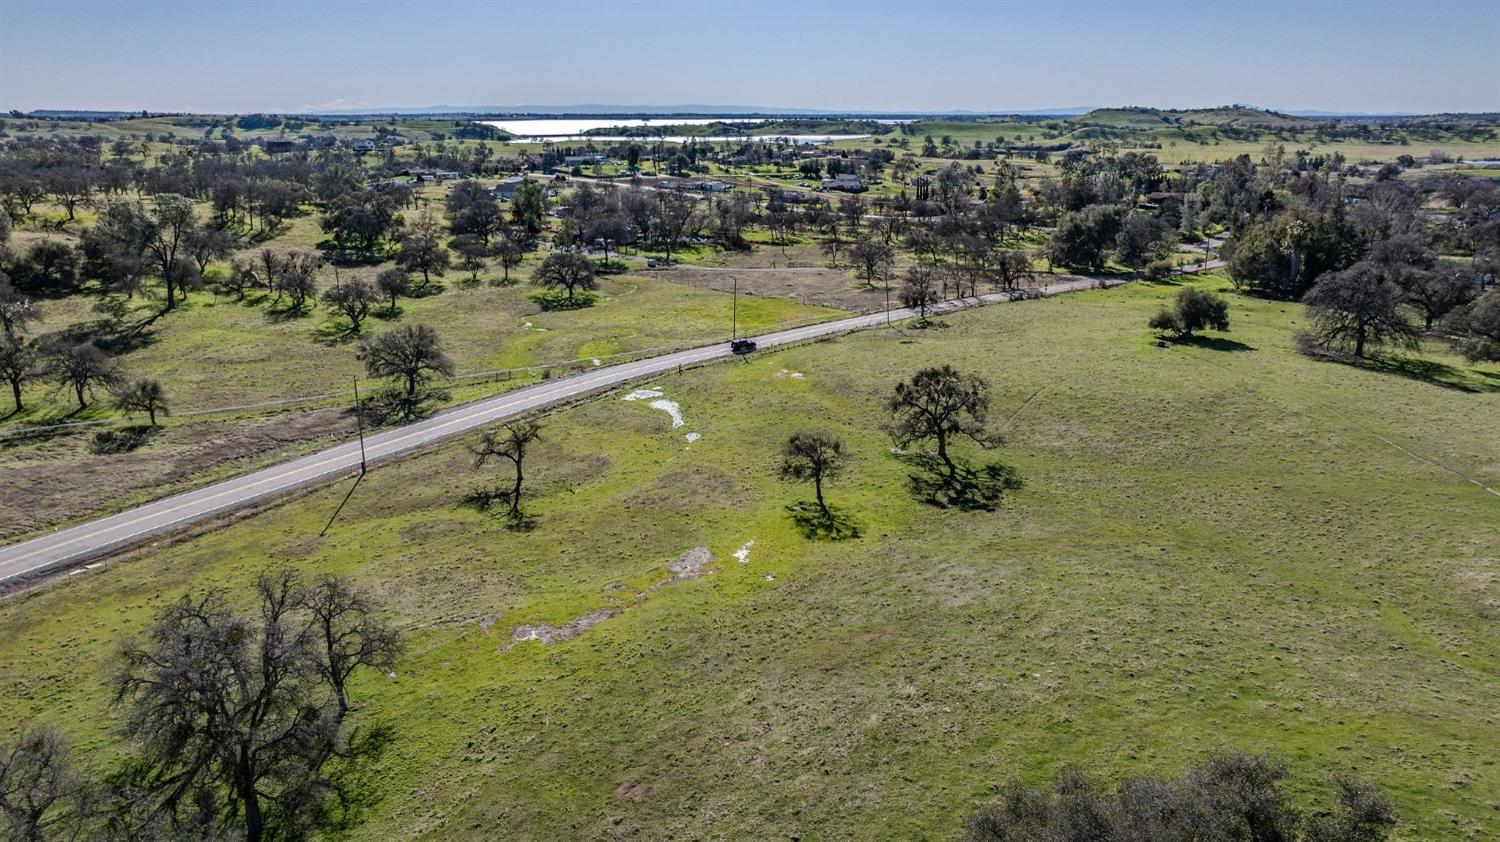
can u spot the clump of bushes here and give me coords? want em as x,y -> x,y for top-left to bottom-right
966,751 -> 1395,842
1145,258 -> 1176,280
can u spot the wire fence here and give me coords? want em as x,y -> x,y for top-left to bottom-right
0,311 -> 848,442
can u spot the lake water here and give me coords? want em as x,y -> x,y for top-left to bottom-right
484,117 -> 750,137
480,117 -> 871,145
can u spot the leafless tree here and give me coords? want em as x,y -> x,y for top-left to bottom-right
276,251 -> 323,312
0,725 -> 92,842
849,239 -> 895,288
493,237 -> 523,284
395,210 -> 450,289
184,225 -> 233,275
1453,286 -> 1500,362
900,265 -> 940,324
358,323 -> 454,398
0,338 -> 40,413
48,342 -> 117,410
470,419 -> 542,523
324,278 -> 379,331
112,571 -> 399,842
111,377 -> 169,425
299,575 -> 403,718
452,235 -> 489,283
1301,262 -> 1419,358
0,273 -> 40,340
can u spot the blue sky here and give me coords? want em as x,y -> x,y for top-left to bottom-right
2,0 -> 1497,114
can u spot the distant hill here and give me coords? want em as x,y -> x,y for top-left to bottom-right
1069,106 -> 1319,130
1172,107 -> 1318,128
1067,107 -> 1174,128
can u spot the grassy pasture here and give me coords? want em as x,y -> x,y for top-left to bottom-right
2,274 -> 1497,839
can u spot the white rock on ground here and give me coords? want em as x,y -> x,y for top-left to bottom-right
733,541 -> 755,564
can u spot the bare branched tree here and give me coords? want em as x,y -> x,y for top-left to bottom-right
470,419 -> 542,523
0,726 -> 91,842
112,571 -> 399,842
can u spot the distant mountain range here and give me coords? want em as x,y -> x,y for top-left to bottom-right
294,103 -> 1099,117
21,105 -> 1480,122
295,104 -> 1456,120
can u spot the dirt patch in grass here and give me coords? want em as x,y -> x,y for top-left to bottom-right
496,546 -> 718,653
399,518 -> 471,546
666,546 -> 712,580
612,777 -> 658,801
624,466 -> 751,515
501,607 -> 618,650
660,265 -> 883,312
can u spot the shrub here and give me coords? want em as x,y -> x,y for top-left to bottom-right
1148,286 -> 1230,339
1145,258 -> 1175,281
965,751 -> 1395,842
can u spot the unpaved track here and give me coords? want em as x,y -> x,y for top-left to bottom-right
0,276 -> 1119,588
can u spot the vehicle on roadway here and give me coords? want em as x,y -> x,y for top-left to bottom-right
730,338 -> 757,355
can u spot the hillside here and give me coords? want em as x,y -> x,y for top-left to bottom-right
1068,107 -> 1176,128
1069,106 -> 1320,131
1173,107 -> 1320,129
3,275 -> 1497,839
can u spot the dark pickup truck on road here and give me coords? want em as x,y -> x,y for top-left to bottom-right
730,339 -> 757,355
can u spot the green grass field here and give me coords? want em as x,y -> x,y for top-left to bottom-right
10,270 -> 832,422
3,273 -> 1497,839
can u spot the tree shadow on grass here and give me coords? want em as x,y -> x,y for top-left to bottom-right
1175,334 -> 1255,352
47,303 -> 160,355
532,291 -> 598,311
318,720 -> 397,833
264,303 -> 315,323
786,501 -> 862,541
311,319 -> 364,346
245,221 -> 286,244
408,281 -> 447,299
363,389 -> 448,425
1335,353 -> 1497,394
90,424 -> 159,454
460,486 -> 537,531
901,454 -> 1022,511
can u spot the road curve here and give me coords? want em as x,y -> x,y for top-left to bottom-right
0,276 -> 1114,588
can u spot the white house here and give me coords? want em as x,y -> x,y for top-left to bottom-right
821,173 -> 864,192
491,176 -> 530,201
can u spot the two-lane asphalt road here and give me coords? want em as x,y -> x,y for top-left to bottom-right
0,276 -> 1115,588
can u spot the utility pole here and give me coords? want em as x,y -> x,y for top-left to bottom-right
353,376 -> 367,475
731,275 -> 739,341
